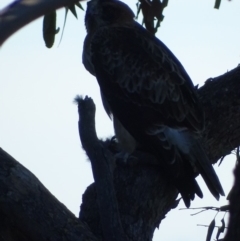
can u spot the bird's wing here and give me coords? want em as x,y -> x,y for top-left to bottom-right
90,24 -> 204,133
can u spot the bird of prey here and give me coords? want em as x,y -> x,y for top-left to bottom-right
82,0 -> 224,207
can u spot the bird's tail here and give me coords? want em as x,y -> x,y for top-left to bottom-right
147,126 -> 225,207
173,139 -> 225,207
175,168 -> 203,208
189,140 -> 225,200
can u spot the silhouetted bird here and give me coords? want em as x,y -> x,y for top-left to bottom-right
82,0 -> 225,207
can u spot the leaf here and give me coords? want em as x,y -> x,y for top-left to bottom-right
206,219 -> 215,241
214,0 -> 221,9
136,1 -> 141,19
43,11 -> 60,48
68,4 -> 78,19
137,0 -> 168,34
162,0 -> 168,8
58,7 -> 69,46
68,1 -> 84,18
58,2 -> 84,46
216,218 -> 225,240
75,1 -> 84,11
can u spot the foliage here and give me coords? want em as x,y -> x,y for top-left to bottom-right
42,1 -> 84,48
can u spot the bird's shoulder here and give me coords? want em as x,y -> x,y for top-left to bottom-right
90,23 -> 192,89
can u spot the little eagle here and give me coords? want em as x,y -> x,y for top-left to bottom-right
82,0 -> 224,207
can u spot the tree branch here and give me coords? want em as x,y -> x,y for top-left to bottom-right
198,65 -> 240,163
0,147 -> 98,241
75,96 -> 127,241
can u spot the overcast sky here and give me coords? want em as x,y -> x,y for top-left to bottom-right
0,0 -> 239,240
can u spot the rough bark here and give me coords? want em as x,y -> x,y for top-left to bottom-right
75,96 -> 127,241
0,66 -> 240,240
198,66 -> 240,163
0,148 -> 98,241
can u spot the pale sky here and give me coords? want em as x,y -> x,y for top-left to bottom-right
0,0 -> 239,240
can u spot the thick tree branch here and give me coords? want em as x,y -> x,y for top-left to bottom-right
198,65 -> 240,163
75,96 -> 127,241
0,0 -> 81,46
80,156 -> 179,241
0,147 -> 98,241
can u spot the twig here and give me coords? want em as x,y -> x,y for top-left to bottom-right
197,224 -> 228,229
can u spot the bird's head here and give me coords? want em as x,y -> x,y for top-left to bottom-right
85,0 -> 135,33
